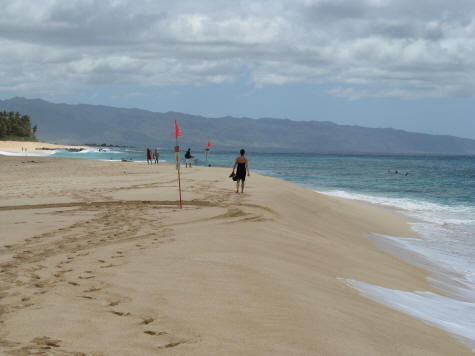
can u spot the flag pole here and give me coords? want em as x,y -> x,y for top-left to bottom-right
176,138 -> 182,209
174,120 -> 183,209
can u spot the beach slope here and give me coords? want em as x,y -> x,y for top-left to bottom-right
0,156 -> 471,355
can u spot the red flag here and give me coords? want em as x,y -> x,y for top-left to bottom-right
174,120 -> 181,139
207,141 -> 211,148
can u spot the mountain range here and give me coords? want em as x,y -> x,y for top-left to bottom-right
1,97 -> 474,154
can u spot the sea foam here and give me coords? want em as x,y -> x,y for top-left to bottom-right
319,189 -> 475,227
0,150 -> 56,157
324,188 -> 475,350
344,279 -> 475,351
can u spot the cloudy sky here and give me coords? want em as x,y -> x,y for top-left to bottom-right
1,0 -> 474,138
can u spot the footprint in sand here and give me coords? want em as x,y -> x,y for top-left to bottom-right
100,263 -> 115,268
141,317 -> 154,325
142,330 -> 186,349
110,251 -> 124,259
110,310 -> 130,316
32,336 -> 61,348
83,286 -> 101,293
79,295 -> 95,300
157,338 -> 186,350
144,330 -> 168,336
78,275 -> 95,280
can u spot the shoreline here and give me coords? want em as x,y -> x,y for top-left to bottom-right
316,189 -> 475,292
0,155 -> 472,354
314,189 -> 475,350
0,140 -> 91,155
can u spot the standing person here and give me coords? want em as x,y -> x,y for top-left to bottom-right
146,148 -> 152,165
154,149 -> 159,164
185,148 -> 192,168
232,149 -> 250,193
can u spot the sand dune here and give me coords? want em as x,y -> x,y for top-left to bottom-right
0,155 -> 471,355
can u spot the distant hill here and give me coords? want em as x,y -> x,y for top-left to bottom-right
1,97 -> 475,154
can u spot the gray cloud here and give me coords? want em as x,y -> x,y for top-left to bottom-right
0,0 -> 474,99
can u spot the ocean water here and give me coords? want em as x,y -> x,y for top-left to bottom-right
19,147 -> 475,348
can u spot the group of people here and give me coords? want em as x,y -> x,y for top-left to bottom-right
145,147 -> 250,193
146,147 -> 193,167
146,148 -> 159,165
389,169 -> 409,176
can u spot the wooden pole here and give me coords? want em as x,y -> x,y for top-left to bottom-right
177,165 -> 183,209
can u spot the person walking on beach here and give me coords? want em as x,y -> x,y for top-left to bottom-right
232,149 -> 250,193
153,149 -> 159,164
146,148 -> 152,165
185,148 -> 192,168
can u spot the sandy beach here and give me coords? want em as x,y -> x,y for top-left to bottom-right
0,140 -> 90,155
0,151 -> 472,354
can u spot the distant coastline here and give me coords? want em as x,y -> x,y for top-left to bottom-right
2,97 -> 475,155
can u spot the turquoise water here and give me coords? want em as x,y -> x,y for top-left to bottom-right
53,148 -> 474,206
47,147 -> 475,347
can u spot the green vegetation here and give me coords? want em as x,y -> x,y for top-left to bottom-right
0,110 -> 37,141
